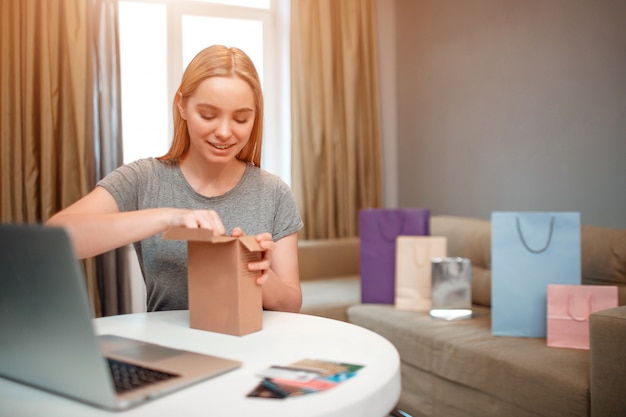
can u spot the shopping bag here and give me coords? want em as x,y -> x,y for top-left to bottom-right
395,236 -> 447,311
359,208 -> 430,304
430,257 -> 473,320
547,284 -> 618,349
491,212 -> 581,337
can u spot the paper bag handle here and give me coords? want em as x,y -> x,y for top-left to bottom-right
516,216 -> 554,254
412,241 -> 430,267
567,291 -> 591,322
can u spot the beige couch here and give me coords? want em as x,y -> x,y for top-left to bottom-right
298,237 -> 361,322
346,215 -> 626,417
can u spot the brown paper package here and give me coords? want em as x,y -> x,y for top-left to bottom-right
163,227 -> 265,336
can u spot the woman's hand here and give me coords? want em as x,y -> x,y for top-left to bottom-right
229,230 -> 301,312
231,228 -> 274,285
169,209 -> 226,235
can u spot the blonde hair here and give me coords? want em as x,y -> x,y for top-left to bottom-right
157,45 -> 263,167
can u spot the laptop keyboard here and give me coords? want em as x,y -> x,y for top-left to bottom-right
107,358 -> 179,393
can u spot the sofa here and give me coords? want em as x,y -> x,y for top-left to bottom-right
344,215 -> 626,417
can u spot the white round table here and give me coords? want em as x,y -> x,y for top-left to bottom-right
0,310 -> 401,417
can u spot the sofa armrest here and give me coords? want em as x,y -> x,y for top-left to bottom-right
589,305 -> 626,417
298,238 -> 360,281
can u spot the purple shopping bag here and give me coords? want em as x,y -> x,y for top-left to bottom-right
359,208 -> 430,304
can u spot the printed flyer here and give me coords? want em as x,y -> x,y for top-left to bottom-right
247,358 -> 365,399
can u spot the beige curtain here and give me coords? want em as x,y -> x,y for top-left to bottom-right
291,0 -> 383,240
0,0 -> 90,222
0,0 -> 128,317
88,0 -> 130,317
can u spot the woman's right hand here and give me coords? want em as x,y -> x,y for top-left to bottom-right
169,209 -> 226,236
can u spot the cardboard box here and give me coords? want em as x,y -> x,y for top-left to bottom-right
163,227 -> 265,336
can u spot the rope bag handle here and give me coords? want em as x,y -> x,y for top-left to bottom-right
516,216 -> 555,254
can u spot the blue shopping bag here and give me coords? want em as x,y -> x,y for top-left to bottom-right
491,212 -> 581,337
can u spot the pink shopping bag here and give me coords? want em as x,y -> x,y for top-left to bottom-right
546,284 -> 618,349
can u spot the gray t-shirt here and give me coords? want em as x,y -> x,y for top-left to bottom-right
97,158 -> 303,311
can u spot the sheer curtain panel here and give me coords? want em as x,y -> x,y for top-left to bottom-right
0,0 -> 130,316
290,0 -> 383,240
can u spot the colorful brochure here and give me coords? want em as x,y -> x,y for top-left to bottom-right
247,358 -> 364,399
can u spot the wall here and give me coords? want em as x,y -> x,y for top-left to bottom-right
376,0 -> 398,208
394,0 -> 626,228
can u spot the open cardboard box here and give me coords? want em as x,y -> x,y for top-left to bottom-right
163,227 -> 265,336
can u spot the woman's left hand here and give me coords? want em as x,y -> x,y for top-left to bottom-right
231,228 -> 275,285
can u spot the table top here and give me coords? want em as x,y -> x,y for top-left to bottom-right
0,310 -> 401,417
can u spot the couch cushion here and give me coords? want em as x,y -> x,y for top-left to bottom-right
348,304 -> 590,417
431,216 -> 492,306
298,238 -> 360,281
431,216 -> 626,307
581,225 -> 626,304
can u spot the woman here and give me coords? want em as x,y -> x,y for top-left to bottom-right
47,45 -> 303,313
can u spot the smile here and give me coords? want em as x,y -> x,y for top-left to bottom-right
209,142 -> 233,150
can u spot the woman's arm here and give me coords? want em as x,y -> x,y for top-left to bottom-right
248,232 -> 302,313
46,186 -> 226,259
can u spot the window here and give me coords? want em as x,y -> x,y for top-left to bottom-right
118,0 -> 291,184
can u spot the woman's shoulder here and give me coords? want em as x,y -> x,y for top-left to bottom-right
242,164 -> 292,193
100,158 -> 180,189
120,157 -> 179,175
245,164 -> 286,185
126,156 -> 175,167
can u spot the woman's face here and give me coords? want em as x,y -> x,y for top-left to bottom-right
179,76 -> 255,166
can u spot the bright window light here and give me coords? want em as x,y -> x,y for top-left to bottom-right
119,2 -> 169,163
181,15 -> 264,83
193,0 -> 270,9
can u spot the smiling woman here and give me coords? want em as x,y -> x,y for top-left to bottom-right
160,46 -> 263,168
175,76 -> 256,196
46,45 -> 304,315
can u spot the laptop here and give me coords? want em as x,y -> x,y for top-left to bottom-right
0,224 -> 241,411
